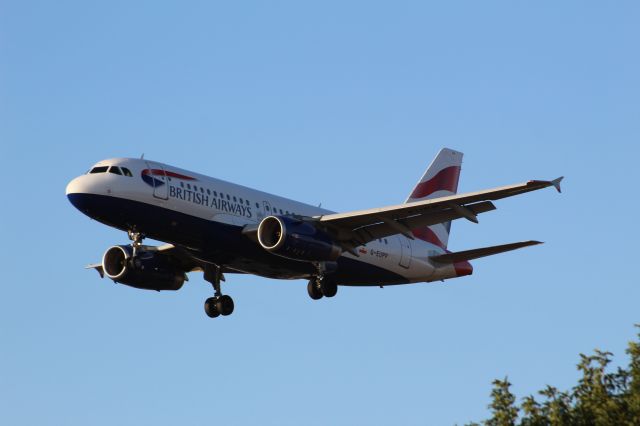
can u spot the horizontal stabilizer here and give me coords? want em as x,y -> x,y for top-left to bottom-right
430,240 -> 542,263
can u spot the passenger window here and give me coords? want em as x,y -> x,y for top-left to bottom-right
180,182 -> 184,188
194,185 -> 198,191
200,187 -> 204,193
226,195 -> 230,200
279,209 -> 283,214
121,167 -> 133,177
90,166 -> 108,174
109,167 -> 122,175
187,184 -> 191,190
233,196 -> 237,202
246,200 -> 250,206
207,189 -> 211,195
239,198 -> 243,204
256,203 -> 260,208
266,206 -> 270,211
214,191 -> 218,197
220,193 -> 224,198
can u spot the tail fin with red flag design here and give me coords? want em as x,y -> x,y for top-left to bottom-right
405,148 -> 463,250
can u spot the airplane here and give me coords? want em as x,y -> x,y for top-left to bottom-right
66,148 -> 562,319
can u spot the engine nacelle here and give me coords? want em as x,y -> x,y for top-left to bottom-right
102,245 -> 186,291
257,216 -> 342,262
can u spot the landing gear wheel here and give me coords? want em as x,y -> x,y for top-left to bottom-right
216,295 -> 235,316
204,297 -> 220,318
320,280 -> 338,298
307,280 -> 323,300
203,264 -> 235,319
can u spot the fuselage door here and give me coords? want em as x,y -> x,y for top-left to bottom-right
398,236 -> 412,269
145,161 -> 169,200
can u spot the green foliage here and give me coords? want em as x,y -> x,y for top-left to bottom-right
486,378 -> 519,426
466,326 -> 640,426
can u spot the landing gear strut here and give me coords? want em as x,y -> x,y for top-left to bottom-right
203,264 -> 234,318
127,230 -> 145,257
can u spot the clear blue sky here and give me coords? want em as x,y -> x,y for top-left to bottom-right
1,1 -> 639,425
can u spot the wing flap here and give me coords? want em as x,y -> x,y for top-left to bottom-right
350,200 -> 496,242
430,240 -> 542,263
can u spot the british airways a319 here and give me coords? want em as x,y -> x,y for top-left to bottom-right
66,148 -> 562,319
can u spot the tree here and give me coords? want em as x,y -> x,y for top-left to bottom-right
465,326 -> 640,425
626,331 -> 640,420
485,378 -> 519,426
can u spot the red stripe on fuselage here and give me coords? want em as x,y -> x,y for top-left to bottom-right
409,166 -> 460,200
143,169 -> 197,181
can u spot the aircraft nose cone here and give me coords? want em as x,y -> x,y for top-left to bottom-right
66,176 -> 95,214
65,178 -> 78,196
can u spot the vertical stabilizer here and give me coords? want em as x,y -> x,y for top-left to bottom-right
406,148 -> 463,249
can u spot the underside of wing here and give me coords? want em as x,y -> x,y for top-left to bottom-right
86,243 -> 246,279
314,177 -> 562,251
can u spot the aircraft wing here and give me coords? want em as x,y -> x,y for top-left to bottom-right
315,177 -> 563,251
86,244 -> 246,278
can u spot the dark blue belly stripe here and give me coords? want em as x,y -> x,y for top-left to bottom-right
68,193 -> 409,286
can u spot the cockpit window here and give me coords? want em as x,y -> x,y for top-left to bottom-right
89,166 -> 109,174
121,167 -> 133,177
109,166 -> 122,175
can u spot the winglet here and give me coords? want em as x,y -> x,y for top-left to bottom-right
551,176 -> 564,193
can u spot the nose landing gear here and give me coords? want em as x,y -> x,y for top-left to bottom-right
203,265 -> 235,318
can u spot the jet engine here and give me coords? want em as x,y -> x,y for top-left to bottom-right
101,245 -> 186,291
257,216 -> 342,262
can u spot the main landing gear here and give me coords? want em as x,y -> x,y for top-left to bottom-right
307,276 -> 338,300
203,264 -> 235,318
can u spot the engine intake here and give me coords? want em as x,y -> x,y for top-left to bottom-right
257,216 -> 342,262
102,245 -> 186,291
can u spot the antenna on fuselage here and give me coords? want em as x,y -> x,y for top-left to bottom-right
140,153 -> 145,160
